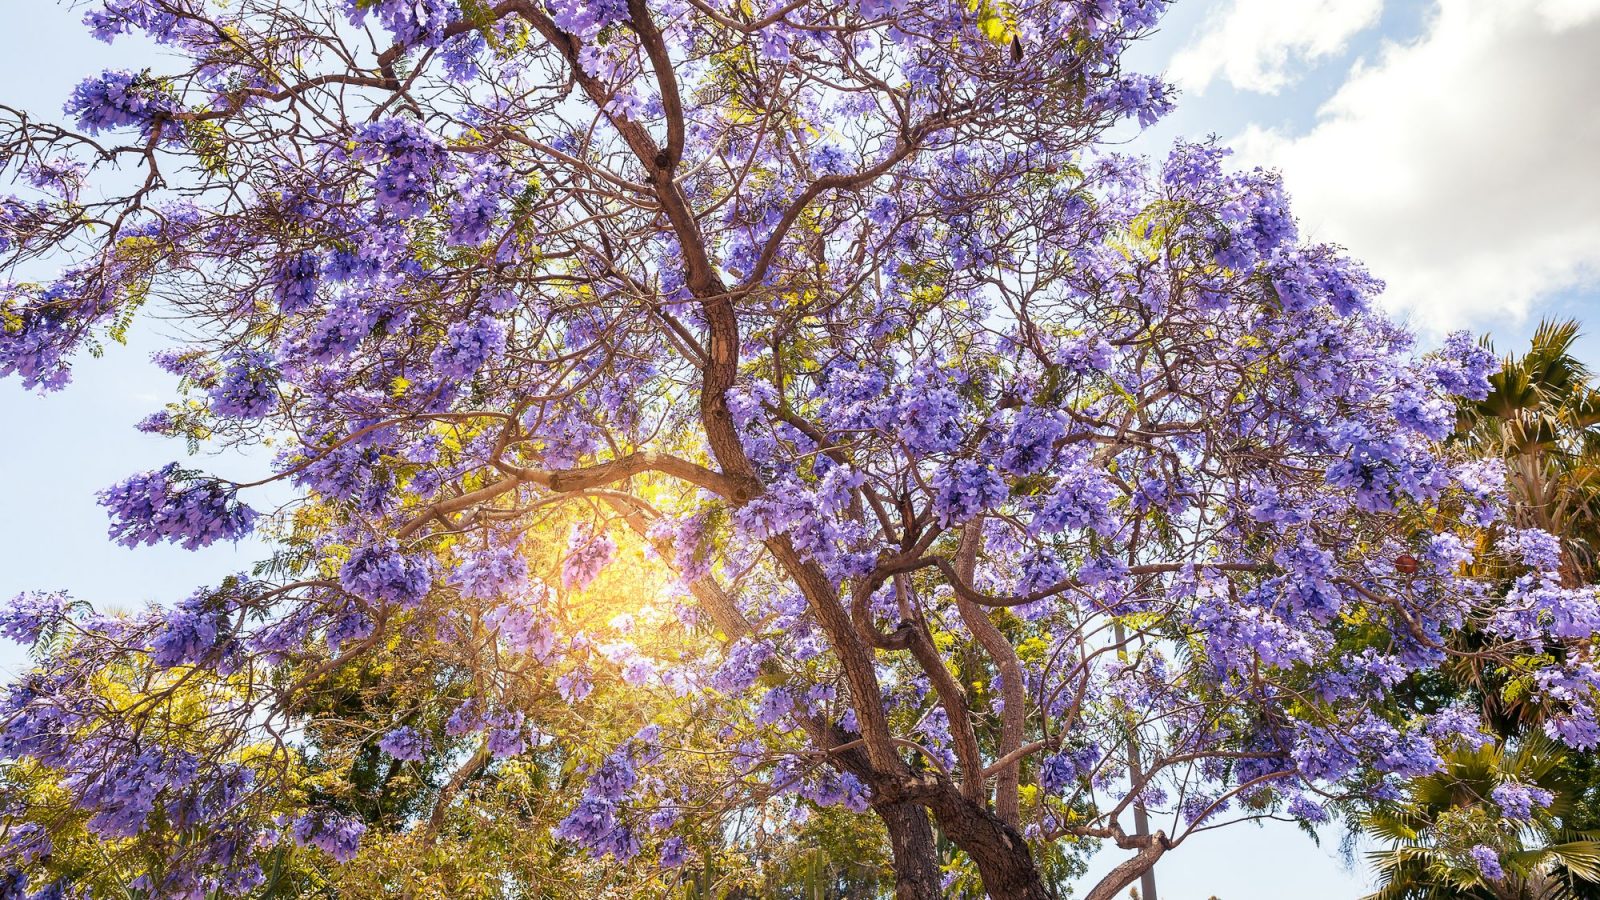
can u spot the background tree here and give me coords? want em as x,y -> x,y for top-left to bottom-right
1351,323 -> 1600,899
1362,737 -> 1600,900
2,2 -> 1599,899
1459,319 -> 1600,585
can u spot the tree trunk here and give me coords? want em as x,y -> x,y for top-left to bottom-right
920,779 -> 1054,900
879,800 -> 943,900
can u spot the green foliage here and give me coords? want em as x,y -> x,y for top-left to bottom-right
1459,319 -> 1600,581
1364,737 -> 1600,900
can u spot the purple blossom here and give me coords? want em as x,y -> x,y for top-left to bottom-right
1286,795 -> 1328,823
271,252 -> 320,314
755,687 -> 795,726
659,835 -> 688,868
446,701 -> 480,736
587,752 -> 638,802
343,0 -> 457,47
99,464 -> 257,550
291,812 -> 366,863
1491,781 -> 1553,821
998,406 -> 1065,475
449,546 -> 529,600
150,600 -> 230,669
64,69 -> 172,134
562,526 -> 616,591
356,118 -> 445,218
558,668 -> 593,703
0,591 -> 70,645
1469,845 -> 1504,881
1038,744 -> 1100,794
1430,331 -> 1497,401
553,796 -> 619,854
135,409 -> 178,434
1501,528 -> 1565,572
339,541 -> 433,607
80,0 -> 194,43
1390,388 -> 1453,441
209,350 -> 278,419
1087,73 -> 1172,128
377,726 -> 427,762
897,381 -> 965,456
431,317 -> 506,380
711,638 -> 774,695
1030,452 -> 1118,536
931,460 -> 1008,525
546,0 -> 629,39
1053,334 -> 1115,374
488,724 -> 526,758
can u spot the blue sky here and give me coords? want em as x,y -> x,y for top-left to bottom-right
3,1 -> 1599,897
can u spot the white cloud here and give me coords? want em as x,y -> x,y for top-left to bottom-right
1168,0 -> 1383,94
1234,0 -> 1600,335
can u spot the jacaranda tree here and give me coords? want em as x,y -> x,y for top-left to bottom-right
4,2 -> 1600,898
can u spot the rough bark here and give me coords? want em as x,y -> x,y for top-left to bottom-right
879,800 -> 943,900
912,776 -> 1053,900
1083,835 -> 1167,900
903,618 -> 987,802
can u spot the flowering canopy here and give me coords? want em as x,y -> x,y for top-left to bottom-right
2,1 -> 1597,898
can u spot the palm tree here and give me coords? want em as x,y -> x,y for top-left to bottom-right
1458,319 -> 1600,584
1436,320 -> 1600,735
1363,737 -> 1600,900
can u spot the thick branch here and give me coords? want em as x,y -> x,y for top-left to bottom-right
953,522 -> 1026,825
1083,832 -> 1169,900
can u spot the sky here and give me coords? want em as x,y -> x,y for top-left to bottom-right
2,1 -> 1598,897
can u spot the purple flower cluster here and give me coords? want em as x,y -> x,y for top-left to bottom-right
1324,424 -> 1440,513
356,118 -> 446,218
546,0 -> 630,38
449,545 -> 529,600
487,720 -> 526,758
1029,448 -> 1119,537
1430,331 -> 1497,401
271,252 -> 320,314
562,526 -> 616,591
557,668 -> 593,703
931,460 -> 1007,526
209,350 -> 278,419
1088,73 -> 1172,128
150,602 -> 228,669
0,293 -> 78,392
339,540 -> 433,607
1490,781 -> 1553,822
64,69 -> 173,134
0,591 -> 70,646
1038,744 -> 1101,794
659,835 -> 688,868
291,812 -> 366,863
81,0 -> 195,44
431,317 -> 506,381
98,463 -> 257,550
377,725 -> 427,761
1469,845 -> 1505,881
343,0 -> 456,47
998,406 -> 1065,475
